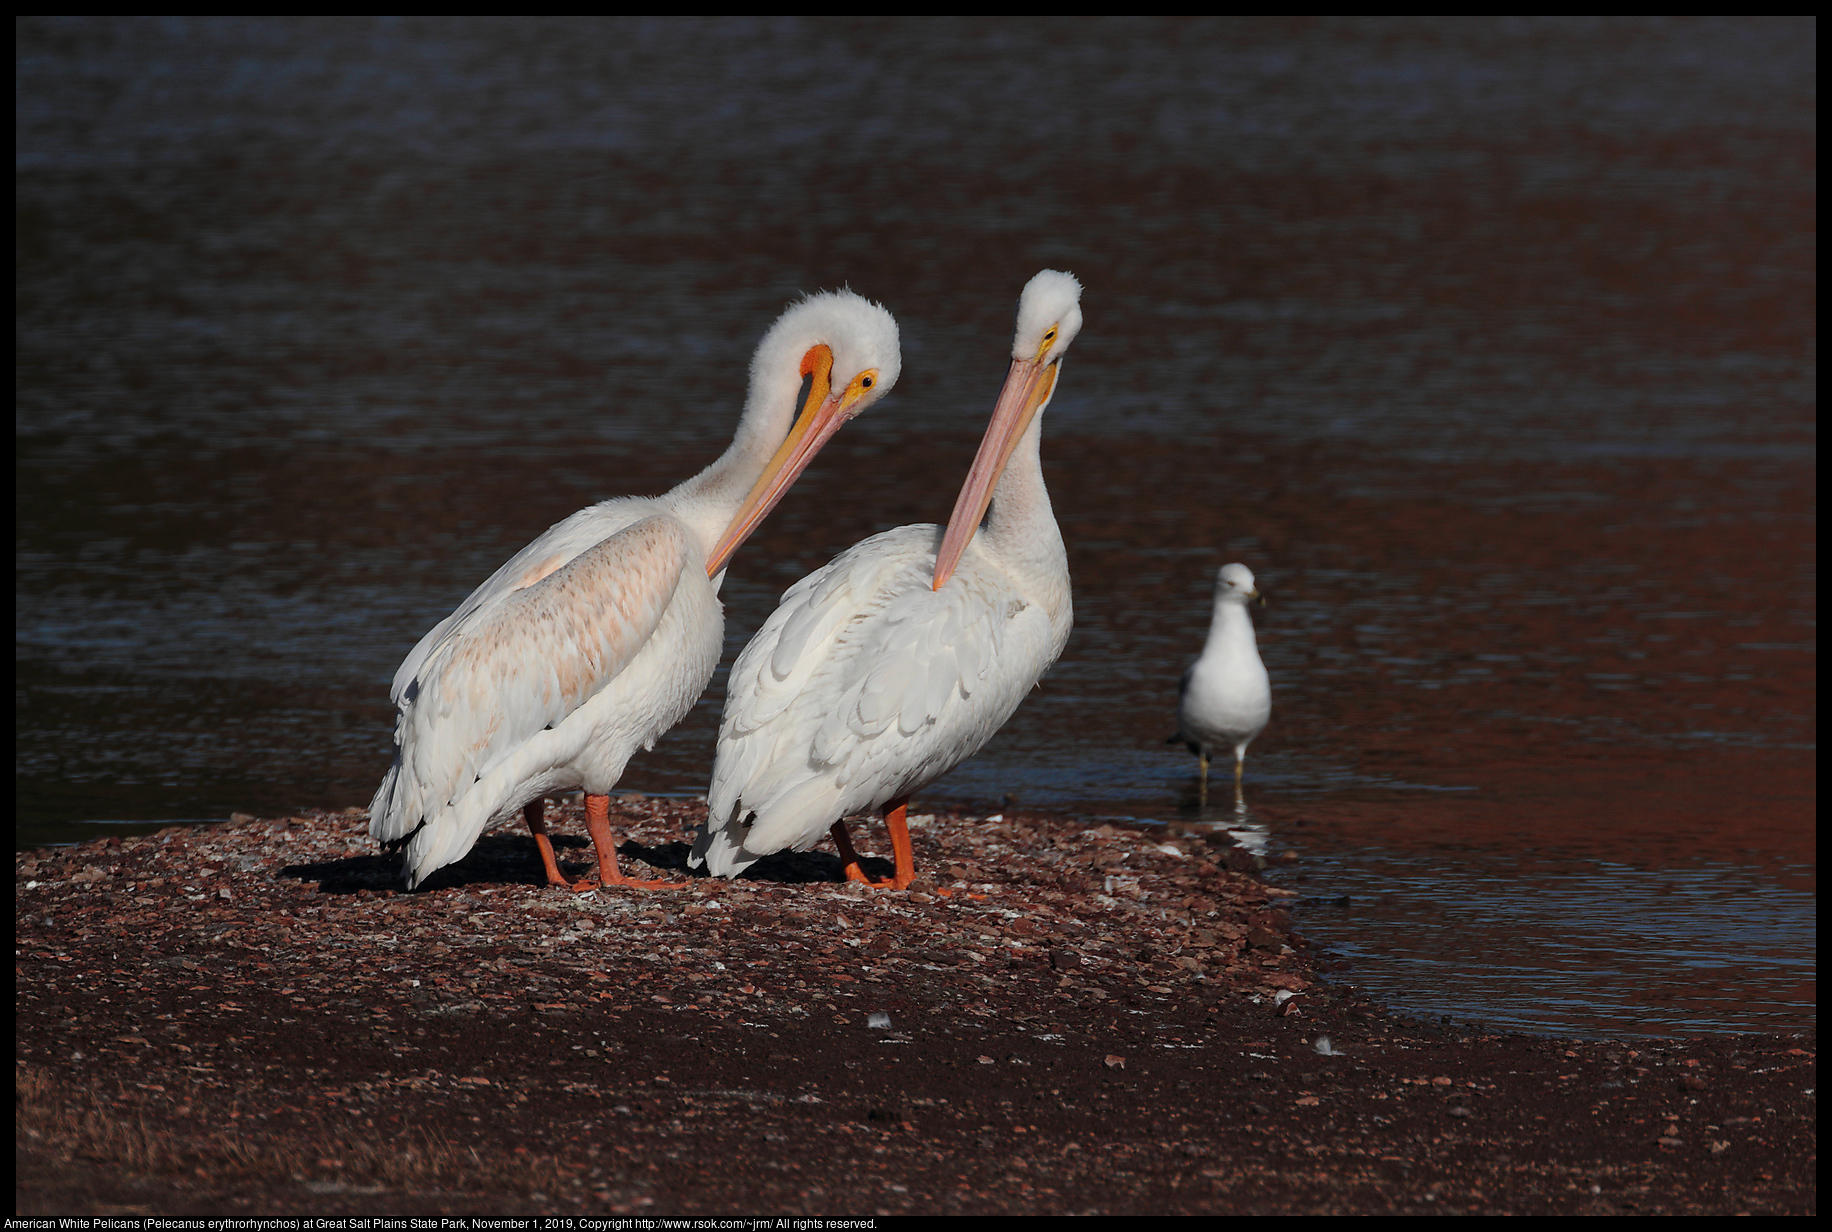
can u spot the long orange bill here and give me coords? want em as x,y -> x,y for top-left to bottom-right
931,356 -> 1058,590
704,346 -> 847,578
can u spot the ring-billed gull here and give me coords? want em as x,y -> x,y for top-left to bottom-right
1170,563 -> 1271,806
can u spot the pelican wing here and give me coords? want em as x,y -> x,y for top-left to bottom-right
375,515 -> 692,842
709,525 -> 1059,860
388,501 -> 655,704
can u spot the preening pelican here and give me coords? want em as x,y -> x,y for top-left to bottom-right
369,291 -> 901,890
693,270 -> 1082,890
1171,563 -> 1271,806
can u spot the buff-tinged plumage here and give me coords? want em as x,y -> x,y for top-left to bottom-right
370,291 -> 901,887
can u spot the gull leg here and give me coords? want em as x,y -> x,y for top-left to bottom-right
1235,750 -> 1246,787
1197,752 -> 1210,808
584,793 -> 688,890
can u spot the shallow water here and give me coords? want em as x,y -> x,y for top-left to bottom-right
16,17 -> 1815,1037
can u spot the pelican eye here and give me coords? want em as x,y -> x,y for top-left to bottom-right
1033,325 -> 1061,363
840,368 -> 882,406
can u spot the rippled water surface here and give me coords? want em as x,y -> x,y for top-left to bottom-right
17,18 -> 1814,1037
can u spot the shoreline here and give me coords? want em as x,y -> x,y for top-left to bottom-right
15,803 -> 1816,1215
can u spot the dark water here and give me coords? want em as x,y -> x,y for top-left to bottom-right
17,18 -> 1814,1037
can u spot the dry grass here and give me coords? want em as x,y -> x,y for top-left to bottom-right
15,1061 -> 623,1202
18,1063 -> 176,1175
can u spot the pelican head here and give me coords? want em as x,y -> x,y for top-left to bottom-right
1011,269 -> 1084,366
932,270 -> 1084,589
706,290 -> 901,577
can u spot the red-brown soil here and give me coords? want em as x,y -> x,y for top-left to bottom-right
14,803 -> 1815,1215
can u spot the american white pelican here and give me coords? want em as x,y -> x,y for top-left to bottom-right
692,270 -> 1082,890
1171,563 -> 1271,806
369,291 -> 901,890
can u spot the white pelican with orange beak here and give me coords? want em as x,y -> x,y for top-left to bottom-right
694,271 -> 1081,889
370,290 -> 900,890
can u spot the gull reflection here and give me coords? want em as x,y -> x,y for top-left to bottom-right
1220,781 -> 1271,858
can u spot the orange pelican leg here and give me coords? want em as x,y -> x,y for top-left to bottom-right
524,799 -> 595,892
830,796 -> 915,890
830,819 -> 868,881
583,793 -> 689,890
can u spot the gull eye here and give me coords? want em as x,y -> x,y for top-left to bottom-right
1044,327 -> 1057,342
861,375 -> 874,389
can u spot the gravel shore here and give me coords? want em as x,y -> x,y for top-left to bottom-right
15,802 -> 1815,1215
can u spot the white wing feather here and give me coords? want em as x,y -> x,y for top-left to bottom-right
695,524 -> 1065,876
387,501 -> 658,701
371,513 -> 691,848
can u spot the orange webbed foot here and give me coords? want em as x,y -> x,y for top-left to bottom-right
594,873 -> 691,891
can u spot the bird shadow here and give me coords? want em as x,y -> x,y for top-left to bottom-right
277,849 -> 406,895
728,846 -> 894,887
278,833 -> 594,895
279,832 -> 888,894
627,836 -> 893,887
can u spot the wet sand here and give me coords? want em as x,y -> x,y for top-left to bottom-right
15,806 -> 1815,1215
